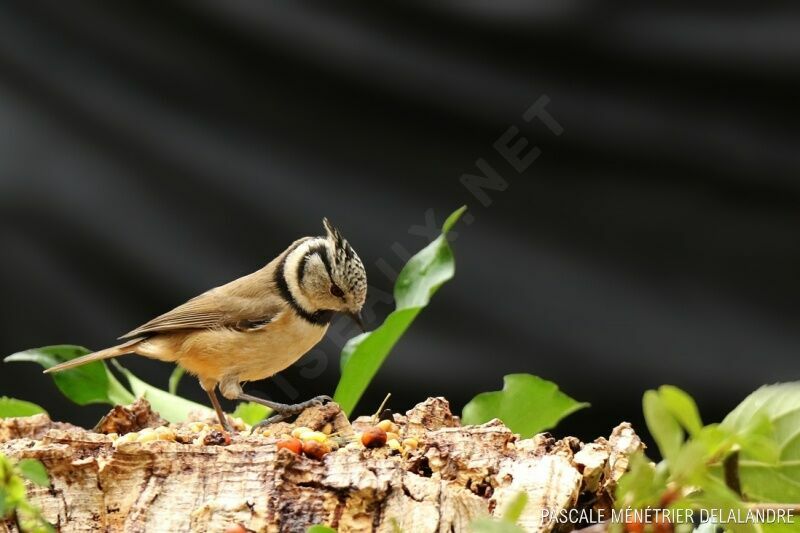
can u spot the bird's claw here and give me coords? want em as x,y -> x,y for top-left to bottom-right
250,412 -> 291,434
248,395 -> 333,434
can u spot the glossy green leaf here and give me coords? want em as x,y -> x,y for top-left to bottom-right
0,397 -> 46,418
232,402 -> 271,425
4,345 -> 113,405
111,361 -> 211,423
16,459 -> 49,488
334,206 -> 466,415
306,526 -> 337,533
462,374 -> 588,438
721,382 -> 800,503
659,385 -> 703,436
643,389 -> 684,462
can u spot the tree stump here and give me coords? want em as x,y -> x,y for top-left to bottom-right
0,398 -> 642,532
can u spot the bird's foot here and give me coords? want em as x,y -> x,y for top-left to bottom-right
246,395 -> 333,434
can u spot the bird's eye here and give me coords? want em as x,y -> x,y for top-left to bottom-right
330,284 -> 345,298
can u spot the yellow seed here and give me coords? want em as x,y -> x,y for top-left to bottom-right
291,426 -> 312,439
387,439 -> 402,451
138,432 -> 159,443
377,420 -> 398,433
156,428 -> 176,441
322,423 -> 333,435
114,433 -> 137,446
299,430 -> 327,443
386,432 -> 400,443
402,438 -> 418,450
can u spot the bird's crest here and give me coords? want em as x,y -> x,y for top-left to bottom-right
323,217 -> 355,262
322,218 -> 367,303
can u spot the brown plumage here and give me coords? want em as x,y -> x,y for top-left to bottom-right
45,220 -> 367,430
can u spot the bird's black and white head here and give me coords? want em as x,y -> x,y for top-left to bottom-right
279,219 -> 367,328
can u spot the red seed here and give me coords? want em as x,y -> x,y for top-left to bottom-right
652,516 -> 673,533
224,524 -> 247,533
276,438 -> 303,454
361,427 -> 387,448
625,520 -> 644,533
302,440 -> 330,460
659,486 -> 679,507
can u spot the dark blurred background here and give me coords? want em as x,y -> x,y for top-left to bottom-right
1,2 -> 799,445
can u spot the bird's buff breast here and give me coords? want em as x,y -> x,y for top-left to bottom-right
166,311 -> 328,383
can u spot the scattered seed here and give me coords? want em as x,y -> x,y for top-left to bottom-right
276,438 -> 303,454
291,426 -> 312,439
298,430 -> 327,443
361,427 -> 387,448
377,419 -> 399,434
302,440 -> 330,460
402,438 -> 418,450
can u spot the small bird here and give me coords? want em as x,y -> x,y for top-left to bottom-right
45,219 -> 367,431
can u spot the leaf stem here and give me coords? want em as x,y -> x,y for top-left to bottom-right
105,368 -> 135,406
371,393 -> 391,423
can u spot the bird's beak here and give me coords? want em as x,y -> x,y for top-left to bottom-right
348,311 -> 365,332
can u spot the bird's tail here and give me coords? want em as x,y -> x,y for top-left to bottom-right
43,337 -> 144,374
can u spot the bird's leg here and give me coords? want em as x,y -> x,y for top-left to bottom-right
239,392 -> 332,432
206,387 -> 233,432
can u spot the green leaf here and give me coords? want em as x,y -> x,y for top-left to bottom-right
5,475 -> 25,503
232,402 -> 271,425
5,345 -> 118,406
111,361 -> 211,423
470,518 -> 526,533
464,496 -> 530,533
0,486 -> 7,519
643,389 -> 684,462
306,526 -> 337,533
0,397 -> 46,418
104,367 -> 137,406
168,366 -> 185,395
659,385 -> 703,436
16,459 -> 50,488
461,374 -> 589,438
500,492 -> 528,523
721,382 -> 800,503
334,206 -> 466,415
615,452 -> 663,509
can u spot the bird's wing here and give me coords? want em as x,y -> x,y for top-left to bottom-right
119,268 -> 284,339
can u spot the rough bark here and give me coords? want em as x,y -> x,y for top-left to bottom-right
0,398 -> 642,533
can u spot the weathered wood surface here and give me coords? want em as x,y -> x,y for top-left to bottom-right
0,398 -> 642,532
